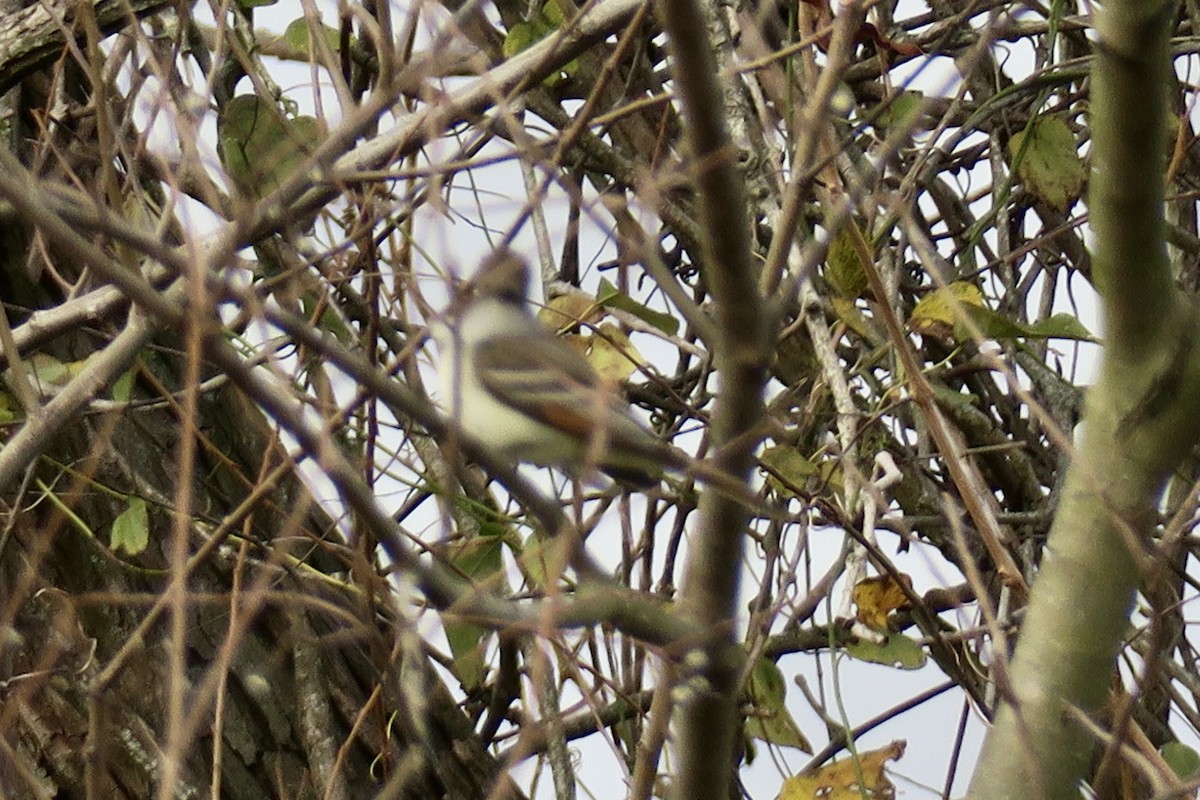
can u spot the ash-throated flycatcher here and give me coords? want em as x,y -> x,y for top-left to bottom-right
435,248 -> 666,487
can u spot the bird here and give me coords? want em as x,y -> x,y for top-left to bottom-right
434,247 -> 667,487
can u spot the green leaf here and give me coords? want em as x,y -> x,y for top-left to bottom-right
282,18 -> 343,57
300,291 -> 354,344
448,532 -> 505,580
111,497 -> 150,555
218,95 -> 322,200
0,389 -> 19,423
500,3 -> 579,85
610,696 -> 639,754
596,278 -> 680,336
515,532 -> 552,589
930,382 -> 980,412
845,633 -> 927,670
824,227 -> 868,299
112,367 -> 136,403
441,513 -> 515,689
744,657 -> 812,752
1015,311 -> 1096,341
3,353 -> 88,400
759,446 -> 843,497
829,296 -> 874,340
771,327 -> 819,386
960,306 -> 1096,343
443,618 -> 489,689
1161,741 -> 1200,780
541,0 -> 567,25
502,19 -> 551,58
24,353 -> 72,390
442,534 -> 506,689
958,304 -> 1027,340
1009,115 -> 1086,210
873,91 -> 925,131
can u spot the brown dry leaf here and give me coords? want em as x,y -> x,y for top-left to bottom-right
852,573 -> 913,631
777,740 -> 906,800
798,0 -> 921,56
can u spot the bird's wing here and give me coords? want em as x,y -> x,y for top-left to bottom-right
475,332 -> 651,446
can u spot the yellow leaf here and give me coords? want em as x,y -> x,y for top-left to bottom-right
852,573 -> 913,631
909,282 -> 984,339
586,323 -> 643,384
777,741 -> 906,800
560,333 -> 591,357
538,292 -> 601,334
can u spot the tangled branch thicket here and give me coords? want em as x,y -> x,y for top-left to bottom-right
2,0 -> 1199,797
